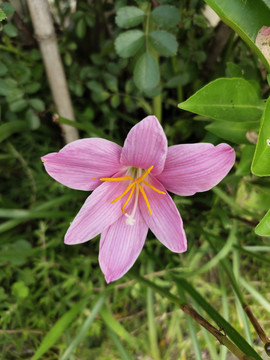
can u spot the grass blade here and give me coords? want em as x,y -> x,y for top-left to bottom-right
59,293 -> 107,360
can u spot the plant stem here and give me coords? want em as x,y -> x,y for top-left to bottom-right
131,273 -> 256,360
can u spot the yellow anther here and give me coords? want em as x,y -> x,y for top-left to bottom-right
41,158 -> 46,163
138,184 -> 152,215
122,184 -> 135,213
99,166 -> 164,218
100,176 -> 133,181
142,180 -> 165,194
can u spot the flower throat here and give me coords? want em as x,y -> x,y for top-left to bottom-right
100,166 -> 165,225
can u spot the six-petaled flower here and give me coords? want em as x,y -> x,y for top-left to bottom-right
42,116 -> 235,283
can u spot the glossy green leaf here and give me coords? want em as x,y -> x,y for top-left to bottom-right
32,302 -> 85,360
252,96 -> 270,176
134,52 -> 159,91
115,30 -> 145,58
149,30 -> 178,57
235,145 -> 255,176
178,78 -> 264,122
151,5 -> 180,29
255,209 -> 270,236
204,0 -> 270,71
205,120 -> 259,144
116,6 -> 145,29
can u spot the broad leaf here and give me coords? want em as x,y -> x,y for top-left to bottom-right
151,5 -> 180,29
116,6 -> 145,29
149,30 -> 178,57
134,52 -> 159,91
255,209 -> 270,236
251,96 -> 270,176
115,30 -> 145,58
205,120 -> 259,144
204,0 -> 270,71
178,78 -> 264,122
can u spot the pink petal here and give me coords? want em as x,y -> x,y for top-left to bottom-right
64,171 -> 131,244
99,209 -> 148,283
156,143 -> 235,196
120,116 -> 167,175
139,176 -> 187,253
42,138 -> 122,191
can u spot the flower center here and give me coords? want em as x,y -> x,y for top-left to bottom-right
100,166 -> 165,225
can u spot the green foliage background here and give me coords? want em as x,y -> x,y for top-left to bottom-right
0,0 -> 270,359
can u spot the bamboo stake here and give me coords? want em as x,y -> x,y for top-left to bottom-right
26,0 -> 78,143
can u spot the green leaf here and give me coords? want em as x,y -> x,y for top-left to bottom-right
255,209 -> 270,236
3,23 -> 17,37
25,108 -> 40,130
251,96 -> 270,176
76,18 -> 86,38
204,0 -> 270,71
0,8 -> 7,21
12,281 -> 29,299
103,73 -> 118,92
115,30 -> 145,58
149,30 -> 178,57
25,82 -> 41,94
29,98 -> 45,112
1,2 -> 14,18
100,306 -> 136,348
151,5 -> 180,29
0,78 -> 16,95
134,52 -> 159,91
178,78 -> 264,122
9,99 -> 28,112
205,120 -> 259,144
32,302 -> 86,360
235,145 -> 255,176
0,121 -> 29,143
116,6 -> 145,29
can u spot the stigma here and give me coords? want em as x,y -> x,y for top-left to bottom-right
100,166 -> 165,225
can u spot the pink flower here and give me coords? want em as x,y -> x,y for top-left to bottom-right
42,116 -> 235,283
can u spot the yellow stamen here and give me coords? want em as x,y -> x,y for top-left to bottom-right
122,184 -> 135,213
110,182 -> 135,203
135,166 -> 153,183
41,158 -> 46,163
100,176 -> 133,181
138,184 -> 151,215
142,180 -> 166,194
